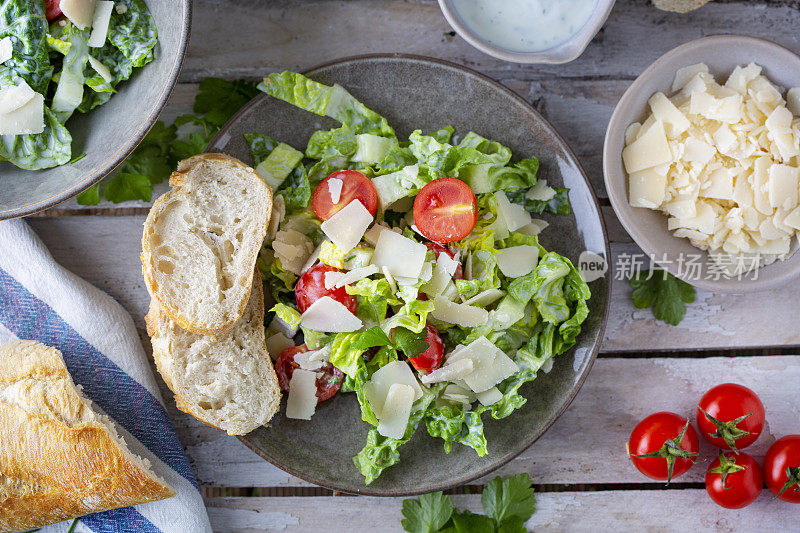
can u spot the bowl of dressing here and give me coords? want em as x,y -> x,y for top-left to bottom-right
438,0 -> 615,64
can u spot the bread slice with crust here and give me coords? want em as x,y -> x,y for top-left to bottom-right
0,340 -> 175,531
146,271 -> 281,436
141,153 -> 272,336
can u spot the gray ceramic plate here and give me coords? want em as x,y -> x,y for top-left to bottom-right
0,0 -> 192,220
209,55 -> 610,496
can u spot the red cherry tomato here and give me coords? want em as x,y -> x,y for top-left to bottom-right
705,452 -> 763,509
312,170 -> 377,221
275,344 -> 344,402
294,264 -> 357,315
628,412 -> 700,482
423,242 -> 463,279
413,177 -> 477,243
763,435 -> 800,503
407,325 -> 444,375
696,383 -> 765,452
45,0 -> 62,19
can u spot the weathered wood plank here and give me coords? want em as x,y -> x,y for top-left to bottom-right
27,215 -> 800,352
205,489 -> 796,532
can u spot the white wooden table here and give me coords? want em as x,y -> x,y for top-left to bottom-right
29,1 -> 800,530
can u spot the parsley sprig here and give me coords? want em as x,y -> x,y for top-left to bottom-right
77,78 -> 260,205
629,269 -> 696,326
401,473 -> 536,533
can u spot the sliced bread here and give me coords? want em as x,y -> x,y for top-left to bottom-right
142,153 -> 272,336
146,271 -> 281,435
0,340 -> 175,531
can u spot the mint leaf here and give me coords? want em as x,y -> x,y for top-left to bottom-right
352,326 -> 393,351
75,183 -> 100,205
630,269 -> 696,326
394,327 -> 429,359
103,173 -> 152,203
401,492 -> 453,533
481,473 -> 535,528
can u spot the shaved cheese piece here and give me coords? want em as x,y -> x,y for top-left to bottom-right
437,252 -> 459,277
324,271 -> 345,290
363,223 -> 394,245
672,63 -> 709,92
321,200 -> 373,254
768,164 -> 799,210
333,264 -> 379,288
87,55 -> 113,83
365,361 -> 423,418
382,266 -> 397,293
463,288 -> 505,307
419,358 -> 474,385
0,80 -> 35,114
526,179 -> 557,202
265,332 -> 294,359
629,166 -> 667,208
648,92 -> 690,138
300,296 -> 363,332
683,138 -> 715,165
395,275 -> 419,286
701,167 -> 734,201
622,120 -> 672,173
496,246 -> 539,278
516,218 -> 549,236
377,384 -> 415,439
495,191 -> 531,231
787,88 -> 800,116
783,205 -> 800,230
273,229 -> 313,275
88,1 -> 114,47
448,337 -> 518,393
442,383 -> 475,405
61,0 -> 98,30
765,106 -> 793,133
327,177 -> 343,204
431,295 -> 488,327
0,37 -> 11,65
0,92 -> 44,135
476,387 -> 503,406
300,240 -> 322,274
295,350 -> 323,371
268,194 -> 286,241
270,314 -> 298,338
372,229 -> 427,278
286,369 -> 318,420
752,156 -> 773,215
419,261 -> 433,282
726,63 -> 761,93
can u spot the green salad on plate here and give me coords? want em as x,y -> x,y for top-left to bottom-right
251,71 -> 591,484
0,0 -> 157,170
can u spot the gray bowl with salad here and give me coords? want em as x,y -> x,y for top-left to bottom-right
209,55 -> 610,495
0,0 -> 190,219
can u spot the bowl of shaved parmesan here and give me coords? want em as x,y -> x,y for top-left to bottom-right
604,35 -> 800,292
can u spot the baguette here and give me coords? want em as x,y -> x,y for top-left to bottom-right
146,271 -> 281,435
0,341 -> 174,532
141,153 -> 272,336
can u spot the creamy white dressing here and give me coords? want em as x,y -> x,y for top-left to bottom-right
452,0 -> 598,53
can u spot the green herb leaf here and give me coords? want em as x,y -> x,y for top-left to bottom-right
401,492 -> 453,533
630,269 -> 696,326
75,182 -> 101,205
103,172 -> 152,203
481,473 -> 536,527
394,327 -> 429,359
352,326 -> 393,351
450,510 -> 496,533
193,77 -> 259,127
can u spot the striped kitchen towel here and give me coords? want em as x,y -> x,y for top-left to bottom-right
0,219 -> 211,533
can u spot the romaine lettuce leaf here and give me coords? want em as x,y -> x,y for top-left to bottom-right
51,23 -> 89,122
0,0 -> 52,94
245,132 -> 279,165
425,403 -> 488,456
0,107 -> 72,170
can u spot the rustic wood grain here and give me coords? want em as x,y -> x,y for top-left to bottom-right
205,489 -> 797,532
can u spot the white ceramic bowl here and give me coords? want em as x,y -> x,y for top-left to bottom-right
604,35 -> 800,293
437,0 -> 615,64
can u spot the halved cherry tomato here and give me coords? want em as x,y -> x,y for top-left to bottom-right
275,344 -> 344,401
763,435 -> 800,503
705,451 -> 763,509
294,264 -> 357,315
312,170 -> 377,221
45,0 -> 62,20
696,383 -> 765,452
407,325 -> 444,375
413,177 -> 477,243
424,242 -> 463,279
628,412 -> 700,482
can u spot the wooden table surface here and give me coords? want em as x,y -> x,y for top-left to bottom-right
30,1 -> 800,531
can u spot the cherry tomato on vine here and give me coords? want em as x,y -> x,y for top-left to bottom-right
312,170 -> 377,221
407,325 -> 444,375
763,435 -> 800,503
696,383 -> 765,452
294,264 -> 357,315
275,344 -> 344,401
705,451 -> 763,509
45,0 -> 62,20
413,178 -> 477,243
423,242 -> 463,279
628,412 -> 700,482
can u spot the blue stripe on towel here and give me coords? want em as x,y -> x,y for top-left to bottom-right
0,268 -> 198,488
81,507 -> 162,533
